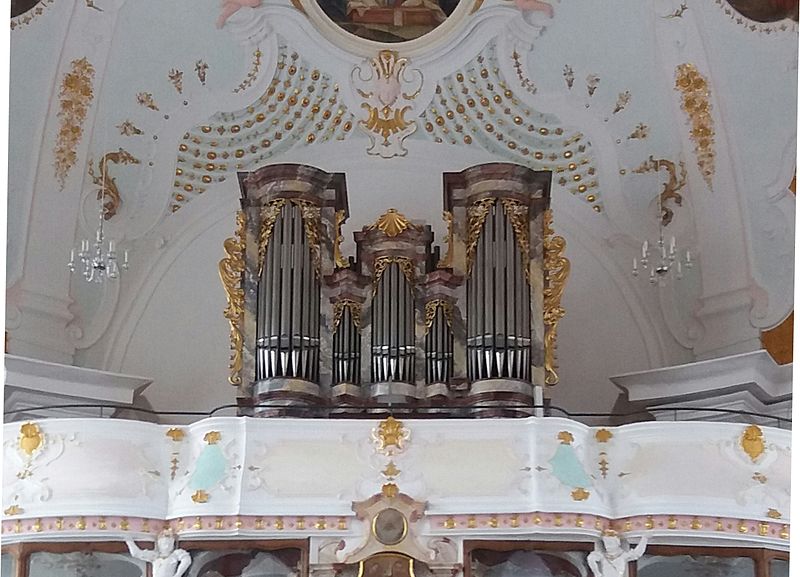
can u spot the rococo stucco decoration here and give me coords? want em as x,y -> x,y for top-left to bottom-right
353,50 -> 423,158
87,148 -> 141,220
674,63 -> 715,190
55,57 -> 95,189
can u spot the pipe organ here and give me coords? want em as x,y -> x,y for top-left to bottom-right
225,163 -> 563,417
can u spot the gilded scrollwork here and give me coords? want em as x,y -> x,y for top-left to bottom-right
500,198 -> 531,273
298,201 -> 322,276
55,58 -> 95,188
424,299 -> 454,333
373,256 -> 416,290
257,199 -> 288,276
543,209 -> 570,386
257,199 -> 322,277
465,197 -> 496,275
332,299 -> 362,331
87,148 -> 140,220
219,211 -> 246,386
632,156 -> 687,226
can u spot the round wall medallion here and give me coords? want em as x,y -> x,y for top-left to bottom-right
372,508 -> 408,545
315,0 -> 460,42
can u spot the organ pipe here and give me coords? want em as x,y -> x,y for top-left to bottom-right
371,260 -> 416,383
425,301 -> 453,384
332,301 -> 361,385
256,203 -> 320,383
466,201 -> 531,382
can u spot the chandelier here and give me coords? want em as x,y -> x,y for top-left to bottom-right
67,167 -> 128,283
631,195 -> 692,286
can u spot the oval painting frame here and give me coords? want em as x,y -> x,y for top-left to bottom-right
301,0 -> 477,55
316,0 -> 459,43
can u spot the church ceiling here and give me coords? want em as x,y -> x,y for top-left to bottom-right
6,0 -> 797,395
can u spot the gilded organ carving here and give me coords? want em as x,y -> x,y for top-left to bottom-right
231,162 -> 562,416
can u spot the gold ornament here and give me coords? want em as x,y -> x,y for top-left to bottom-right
543,209 -> 570,386
740,424 -> 765,462
55,58 -> 95,188
675,63 -> 715,190
219,211 -> 246,386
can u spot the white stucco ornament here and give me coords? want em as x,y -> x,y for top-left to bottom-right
126,530 -> 192,577
352,50 -> 423,158
587,533 -> 648,577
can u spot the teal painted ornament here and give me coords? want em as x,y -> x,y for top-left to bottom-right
189,444 -> 227,491
548,443 -> 591,488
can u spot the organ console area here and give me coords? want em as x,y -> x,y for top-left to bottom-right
223,162 -> 565,417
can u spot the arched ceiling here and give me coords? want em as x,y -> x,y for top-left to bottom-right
6,0 -> 797,416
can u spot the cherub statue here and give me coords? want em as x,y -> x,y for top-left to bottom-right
587,530 -> 648,577
216,0 -> 262,28
125,529 -> 192,577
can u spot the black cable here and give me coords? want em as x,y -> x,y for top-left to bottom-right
3,402 -> 791,424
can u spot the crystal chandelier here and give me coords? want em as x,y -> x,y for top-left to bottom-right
631,194 -> 692,286
67,167 -> 128,283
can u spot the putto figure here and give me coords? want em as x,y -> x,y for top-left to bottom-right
126,529 -> 192,577
587,530 -> 648,577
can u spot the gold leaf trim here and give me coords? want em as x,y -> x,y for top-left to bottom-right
465,197 -> 496,275
543,209 -> 570,386
424,299 -> 454,333
500,198 -> 531,277
332,299 -> 362,331
257,199 -> 321,278
675,63 -> 715,190
373,256 -> 416,292
55,58 -> 95,188
219,211 -> 246,386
